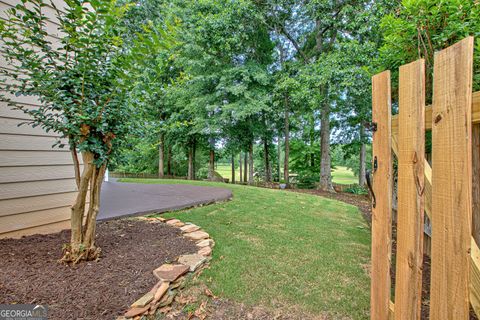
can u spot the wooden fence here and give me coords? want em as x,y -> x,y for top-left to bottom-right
370,37 -> 480,319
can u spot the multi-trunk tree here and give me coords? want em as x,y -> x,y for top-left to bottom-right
0,0 -> 171,263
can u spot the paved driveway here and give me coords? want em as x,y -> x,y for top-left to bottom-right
98,180 -> 232,220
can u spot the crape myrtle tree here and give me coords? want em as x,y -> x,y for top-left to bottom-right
0,0 -> 168,263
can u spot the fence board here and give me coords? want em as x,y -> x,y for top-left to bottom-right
370,70 -> 393,320
430,36 -> 474,320
473,124 -> 480,245
391,90 -> 480,135
394,59 -> 425,320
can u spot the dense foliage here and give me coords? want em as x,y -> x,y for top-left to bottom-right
3,0 -> 479,195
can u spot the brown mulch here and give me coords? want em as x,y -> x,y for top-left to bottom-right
0,219 -> 198,320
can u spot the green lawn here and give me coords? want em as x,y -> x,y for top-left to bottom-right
215,164 -> 240,181
120,179 -> 371,319
217,164 -> 358,186
332,166 -> 358,185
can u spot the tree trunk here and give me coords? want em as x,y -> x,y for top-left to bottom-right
231,154 -> 236,184
248,142 -> 254,185
239,153 -> 243,183
158,133 -> 164,178
192,137 -> 196,180
208,149 -> 215,180
310,116 -> 315,168
188,143 -> 194,180
277,135 -> 281,182
82,163 -> 106,251
284,95 -> 290,184
64,151 -> 105,264
167,145 -> 172,176
264,138 -> 271,182
359,124 -> 367,186
244,152 -> 248,183
319,91 -> 334,192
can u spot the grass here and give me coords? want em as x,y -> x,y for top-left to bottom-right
120,178 -> 371,319
215,164 -> 240,181
332,166 -> 358,185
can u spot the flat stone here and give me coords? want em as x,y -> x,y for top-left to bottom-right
153,264 -> 189,282
170,277 -> 185,289
156,217 -> 166,222
196,239 -> 214,248
131,292 -> 154,308
159,291 -> 176,307
180,224 -> 200,233
184,231 -> 209,241
166,219 -> 181,225
153,282 -> 170,302
173,221 -> 185,227
178,253 -> 207,272
124,305 -> 149,318
198,246 -> 212,257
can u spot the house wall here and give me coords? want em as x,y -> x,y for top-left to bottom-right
0,0 -> 77,238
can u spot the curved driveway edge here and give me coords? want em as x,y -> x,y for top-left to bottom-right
98,181 -> 232,221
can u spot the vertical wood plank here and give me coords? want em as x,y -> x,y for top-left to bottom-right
473,124 -> 480,245
394,59 -> 425,320
430,37 -> 474,320
371,70 -> 392,320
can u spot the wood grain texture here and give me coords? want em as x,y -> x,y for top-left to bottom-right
371,70 -> 393,320
392,90 -> 480,135
471,237 -> 480,316
392,100 -> 480,319
473,124 -> 480,246
394,59 -> 425,320
430,37 -> 474,320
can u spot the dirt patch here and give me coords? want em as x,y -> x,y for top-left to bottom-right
0,219 -> 198,320
163,282 -> 330,320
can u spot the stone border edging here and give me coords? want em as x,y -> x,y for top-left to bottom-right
117,216 -> 215,320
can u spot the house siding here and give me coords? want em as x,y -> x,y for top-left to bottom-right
0,0 -> 76,238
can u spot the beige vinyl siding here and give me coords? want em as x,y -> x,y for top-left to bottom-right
0,219 -> 71,239
0,0 -> 75,238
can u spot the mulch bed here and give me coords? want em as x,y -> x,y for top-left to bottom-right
0,219 -> 198,320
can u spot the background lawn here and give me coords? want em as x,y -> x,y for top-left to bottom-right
215,164 -> 240,181
216,164 -> 358,186
120,179 -> 371,319
332,166 -> 358,185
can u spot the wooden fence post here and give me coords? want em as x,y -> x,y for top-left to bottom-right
430,37 -> 474,320
371,71 -> 393,320
394,59 -> 425,320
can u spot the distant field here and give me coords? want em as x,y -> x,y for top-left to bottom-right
216,164 -> 240,181
332,166 -> 357,185
217,164 -> 357,185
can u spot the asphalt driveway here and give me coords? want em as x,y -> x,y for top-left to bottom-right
98,180 -> 232,220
